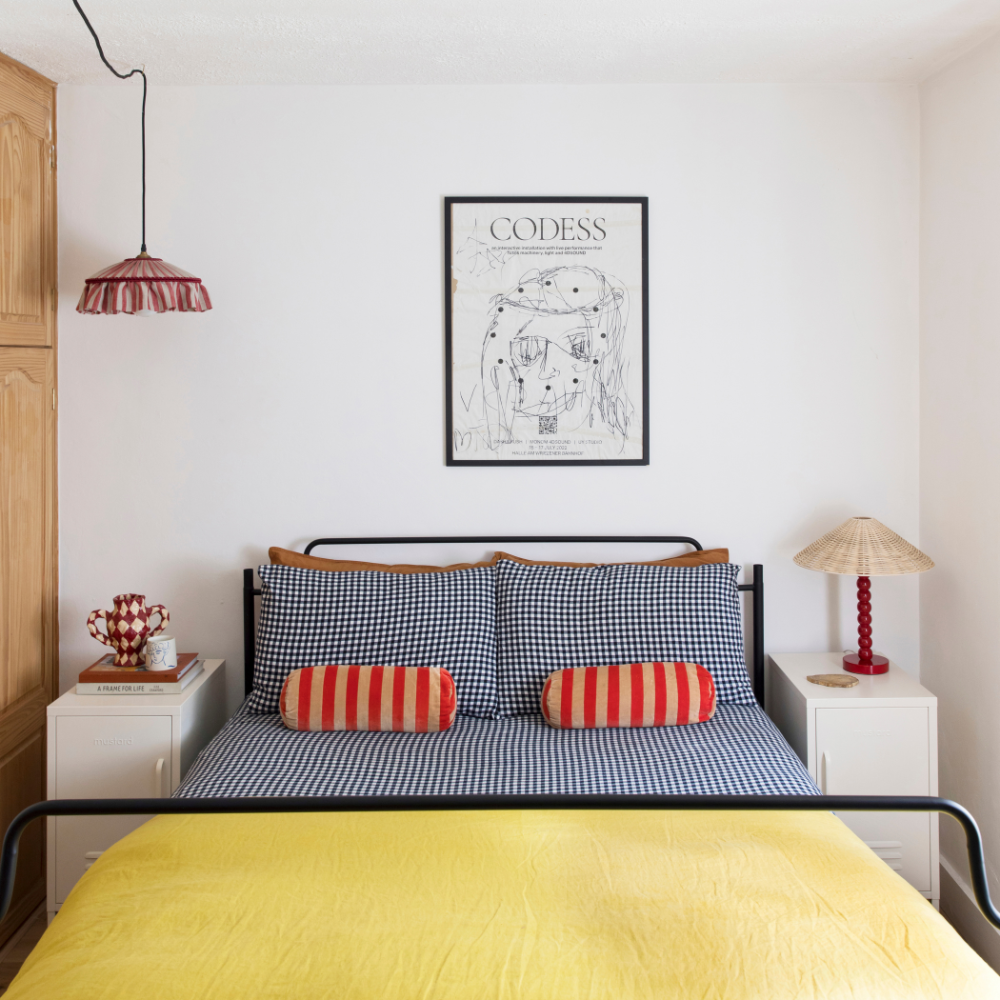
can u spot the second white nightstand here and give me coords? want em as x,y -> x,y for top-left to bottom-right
46,659 -> 228,920
767,651 -> 939,903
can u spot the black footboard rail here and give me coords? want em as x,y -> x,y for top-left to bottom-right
3,794 -> 998,929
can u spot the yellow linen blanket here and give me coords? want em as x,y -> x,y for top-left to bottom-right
8,809 -> 1000,999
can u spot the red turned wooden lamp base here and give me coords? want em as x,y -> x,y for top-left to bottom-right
844,652 -> 889,673
843,575 -> 889,674
793,517 -> 934,677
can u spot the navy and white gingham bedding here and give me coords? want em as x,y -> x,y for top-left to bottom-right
496,560 -> 757,716
246,564 -> 498,719
176,703 -> 818,798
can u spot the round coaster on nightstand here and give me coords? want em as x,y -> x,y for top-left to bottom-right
806,673 -> 860,688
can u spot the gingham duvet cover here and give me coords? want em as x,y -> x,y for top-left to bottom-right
176,701 -> 818,798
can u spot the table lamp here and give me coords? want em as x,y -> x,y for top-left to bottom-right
793,517 -> 933,674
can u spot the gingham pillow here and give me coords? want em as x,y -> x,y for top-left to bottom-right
247,564 -> 497,718
496,560 -> 755,717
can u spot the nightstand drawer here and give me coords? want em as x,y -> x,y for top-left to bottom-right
833,811 -> 932,893
815,705 -> 933,893
814,707 -> 930,795
54,715 -> 172,904
55,716 -> 172,798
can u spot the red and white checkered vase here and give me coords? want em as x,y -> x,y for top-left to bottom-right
87,593 -> 170,667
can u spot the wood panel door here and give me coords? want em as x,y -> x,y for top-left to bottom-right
0,52 -> 57,947
0,56 -> 56,348
0,348 -> 55,942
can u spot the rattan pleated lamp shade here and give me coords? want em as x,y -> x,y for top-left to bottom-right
793,517 -> 934,577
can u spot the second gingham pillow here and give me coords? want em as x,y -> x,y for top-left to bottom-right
247,564 -> 498,718
495,560 -> 755,717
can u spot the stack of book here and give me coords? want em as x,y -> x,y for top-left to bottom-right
77,653 -> 202,694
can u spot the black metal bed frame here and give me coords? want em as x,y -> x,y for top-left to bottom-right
3,794 -> 1000,928
4,537 -> 999,936
243,535 -> 765,703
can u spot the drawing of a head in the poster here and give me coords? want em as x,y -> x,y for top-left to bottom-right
480,266 -> 632,451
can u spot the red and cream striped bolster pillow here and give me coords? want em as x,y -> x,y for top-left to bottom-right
540,662 -> 716,729
279,665 -> 456,732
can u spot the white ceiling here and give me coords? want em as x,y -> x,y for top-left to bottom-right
5,0 -> 1000,86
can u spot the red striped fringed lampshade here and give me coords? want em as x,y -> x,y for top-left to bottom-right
77,253 -> 212,315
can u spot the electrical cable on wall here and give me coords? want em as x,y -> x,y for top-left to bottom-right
70,0 -> 212,315
71,0 -> 148,253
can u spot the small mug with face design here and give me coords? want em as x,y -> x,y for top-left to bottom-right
145,634 -> 177,672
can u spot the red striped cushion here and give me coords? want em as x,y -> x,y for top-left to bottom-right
540,662 -> 716,729
279,666 -> 456,732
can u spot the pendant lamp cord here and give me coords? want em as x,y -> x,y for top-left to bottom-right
71,0 -> 148,254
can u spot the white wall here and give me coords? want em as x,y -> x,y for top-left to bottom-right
57,83 -> 920,714
921,35 -> 1000,967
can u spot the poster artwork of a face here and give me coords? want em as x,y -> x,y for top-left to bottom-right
448,201 -> 647,465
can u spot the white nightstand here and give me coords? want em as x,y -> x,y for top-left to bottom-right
46,659 -> 228,920
767,651 -> 939,903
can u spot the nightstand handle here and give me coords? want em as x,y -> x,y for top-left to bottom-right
155,758 -> 166,798
820,752 -> 830,794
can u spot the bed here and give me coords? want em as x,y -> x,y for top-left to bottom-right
3,535 -> 1000,999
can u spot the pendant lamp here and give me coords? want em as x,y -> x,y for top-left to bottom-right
72,0 -> 211,315
793,516 -> 933,675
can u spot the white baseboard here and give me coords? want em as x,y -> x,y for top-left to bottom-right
939,852 -> 1000,973
0,902 -> 44,963
940,854 -> 1000,939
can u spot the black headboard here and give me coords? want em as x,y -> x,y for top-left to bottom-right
243,536 -> 764,705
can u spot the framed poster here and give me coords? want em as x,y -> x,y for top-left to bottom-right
445,196 -> 648,466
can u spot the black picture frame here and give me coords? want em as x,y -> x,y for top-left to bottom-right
445,196 -> 649,467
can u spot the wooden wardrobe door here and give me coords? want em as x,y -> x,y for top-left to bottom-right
0,52 -> 56,947
0,348 -> 54,942
0,57 -> 56,348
